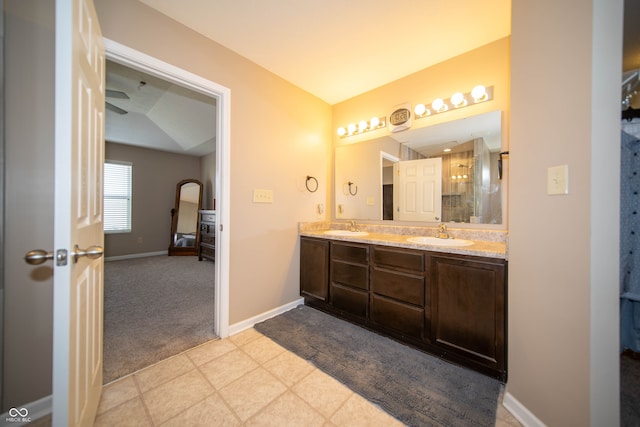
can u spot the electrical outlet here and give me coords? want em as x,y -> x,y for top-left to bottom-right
547,165 -> 569,195
253,189 -> 273,203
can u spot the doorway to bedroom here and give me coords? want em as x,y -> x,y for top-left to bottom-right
102,43 -> 228,383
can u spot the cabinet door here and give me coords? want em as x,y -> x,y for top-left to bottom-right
300,237 -> 329,301
429,254 -> 506,376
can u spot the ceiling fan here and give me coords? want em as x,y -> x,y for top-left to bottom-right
106,89 -> 129,114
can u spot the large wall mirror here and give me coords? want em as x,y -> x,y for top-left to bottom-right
168,179 -> 203,256
335,110 -> 505,226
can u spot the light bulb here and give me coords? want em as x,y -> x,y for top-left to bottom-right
370,116 -> 380,128
337,127 -> 346,137
432,98 -> 447,113
347,123 -> 356,134
471,85 -> 487,102
451,175 -> 457,179
451,92 -> 466,107
414,104 -> 427,117
358,120 -> 368,132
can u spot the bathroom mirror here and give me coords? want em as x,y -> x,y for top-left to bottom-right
335,110 -> 504,225
168,179 -> 203,256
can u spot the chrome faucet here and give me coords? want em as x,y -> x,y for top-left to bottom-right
348,220 -> 359,232
436,223 -> 450,239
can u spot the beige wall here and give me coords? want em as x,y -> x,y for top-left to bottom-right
509,0 -> 621,425
3,0 -> 54,409
104,142 -> 203,258
95,0 -> 332,325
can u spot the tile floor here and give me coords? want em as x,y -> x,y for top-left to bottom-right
95,328 -> 522,426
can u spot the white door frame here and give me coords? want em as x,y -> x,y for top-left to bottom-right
103,39 -> 230,338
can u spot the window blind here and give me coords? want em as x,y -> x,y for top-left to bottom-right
104,161 -> 132,233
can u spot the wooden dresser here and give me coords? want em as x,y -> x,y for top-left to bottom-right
198,210 -> 216,262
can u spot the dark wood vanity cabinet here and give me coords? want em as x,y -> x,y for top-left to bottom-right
299,236 -> 508,381
429,253 -> 507,380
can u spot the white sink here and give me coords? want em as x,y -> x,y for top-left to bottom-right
406,236 -> 473,247
323,230 -> 369,237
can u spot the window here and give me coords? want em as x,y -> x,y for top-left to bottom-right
104,161 -> 132,233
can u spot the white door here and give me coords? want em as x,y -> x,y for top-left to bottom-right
394,158 -> 442,222
52,0 -> 105,425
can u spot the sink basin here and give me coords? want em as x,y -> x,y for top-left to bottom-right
406,236 -> 473,247
323,230 -> 369,237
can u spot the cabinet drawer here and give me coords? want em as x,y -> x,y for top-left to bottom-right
371,268 -> 424,306
331,260 -> 368,290
331,283 -> 368,318
373,247 -> 423,273
200,245 -> 215,258
201,233 -> 215,244
371,295 -> 424,339
331,242 -> 368,263
200,213 -> 216,223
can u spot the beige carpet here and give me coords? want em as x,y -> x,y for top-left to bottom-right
103,255 -> 216,383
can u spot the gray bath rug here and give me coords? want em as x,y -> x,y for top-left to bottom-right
255,304 -> 501,427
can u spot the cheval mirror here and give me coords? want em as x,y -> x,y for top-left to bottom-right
168,179 -> 203,256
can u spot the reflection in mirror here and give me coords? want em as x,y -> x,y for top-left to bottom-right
168,179 -> 203,256
335,110 -> 503,225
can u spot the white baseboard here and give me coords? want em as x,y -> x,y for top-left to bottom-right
228,298 -> 304,336
502,391 -> 547,427
0,394 -> 51,427
105,250 -> 167,262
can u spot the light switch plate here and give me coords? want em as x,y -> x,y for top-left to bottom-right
253,189 -> 273,203
547,165 -> 569,195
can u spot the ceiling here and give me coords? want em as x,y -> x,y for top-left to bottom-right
105,60 -> 216,156
107,1 -> 638,156
139,0 -> 511,105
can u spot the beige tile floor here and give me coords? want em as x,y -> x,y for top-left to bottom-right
95,328 -> 522,426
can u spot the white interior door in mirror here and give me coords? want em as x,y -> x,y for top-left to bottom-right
394,158 -> 442,222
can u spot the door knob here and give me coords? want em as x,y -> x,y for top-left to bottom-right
25,249 -> 68,266
72,245 -> 103,263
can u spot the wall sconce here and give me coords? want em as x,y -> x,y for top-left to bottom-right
337,116 -> 386,138
414,85 -> 493,119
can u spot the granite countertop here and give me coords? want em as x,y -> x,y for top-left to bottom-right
299,222 -> 508,260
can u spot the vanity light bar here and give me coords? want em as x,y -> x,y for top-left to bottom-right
414,85 -> 494,119
337,116 -> 387,138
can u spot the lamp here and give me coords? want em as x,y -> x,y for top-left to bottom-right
414,103 -> 430,118
471,85 -> 488,102
431,98 -> 448,113
415,85 -> 494,122
337,116 -> 386,138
